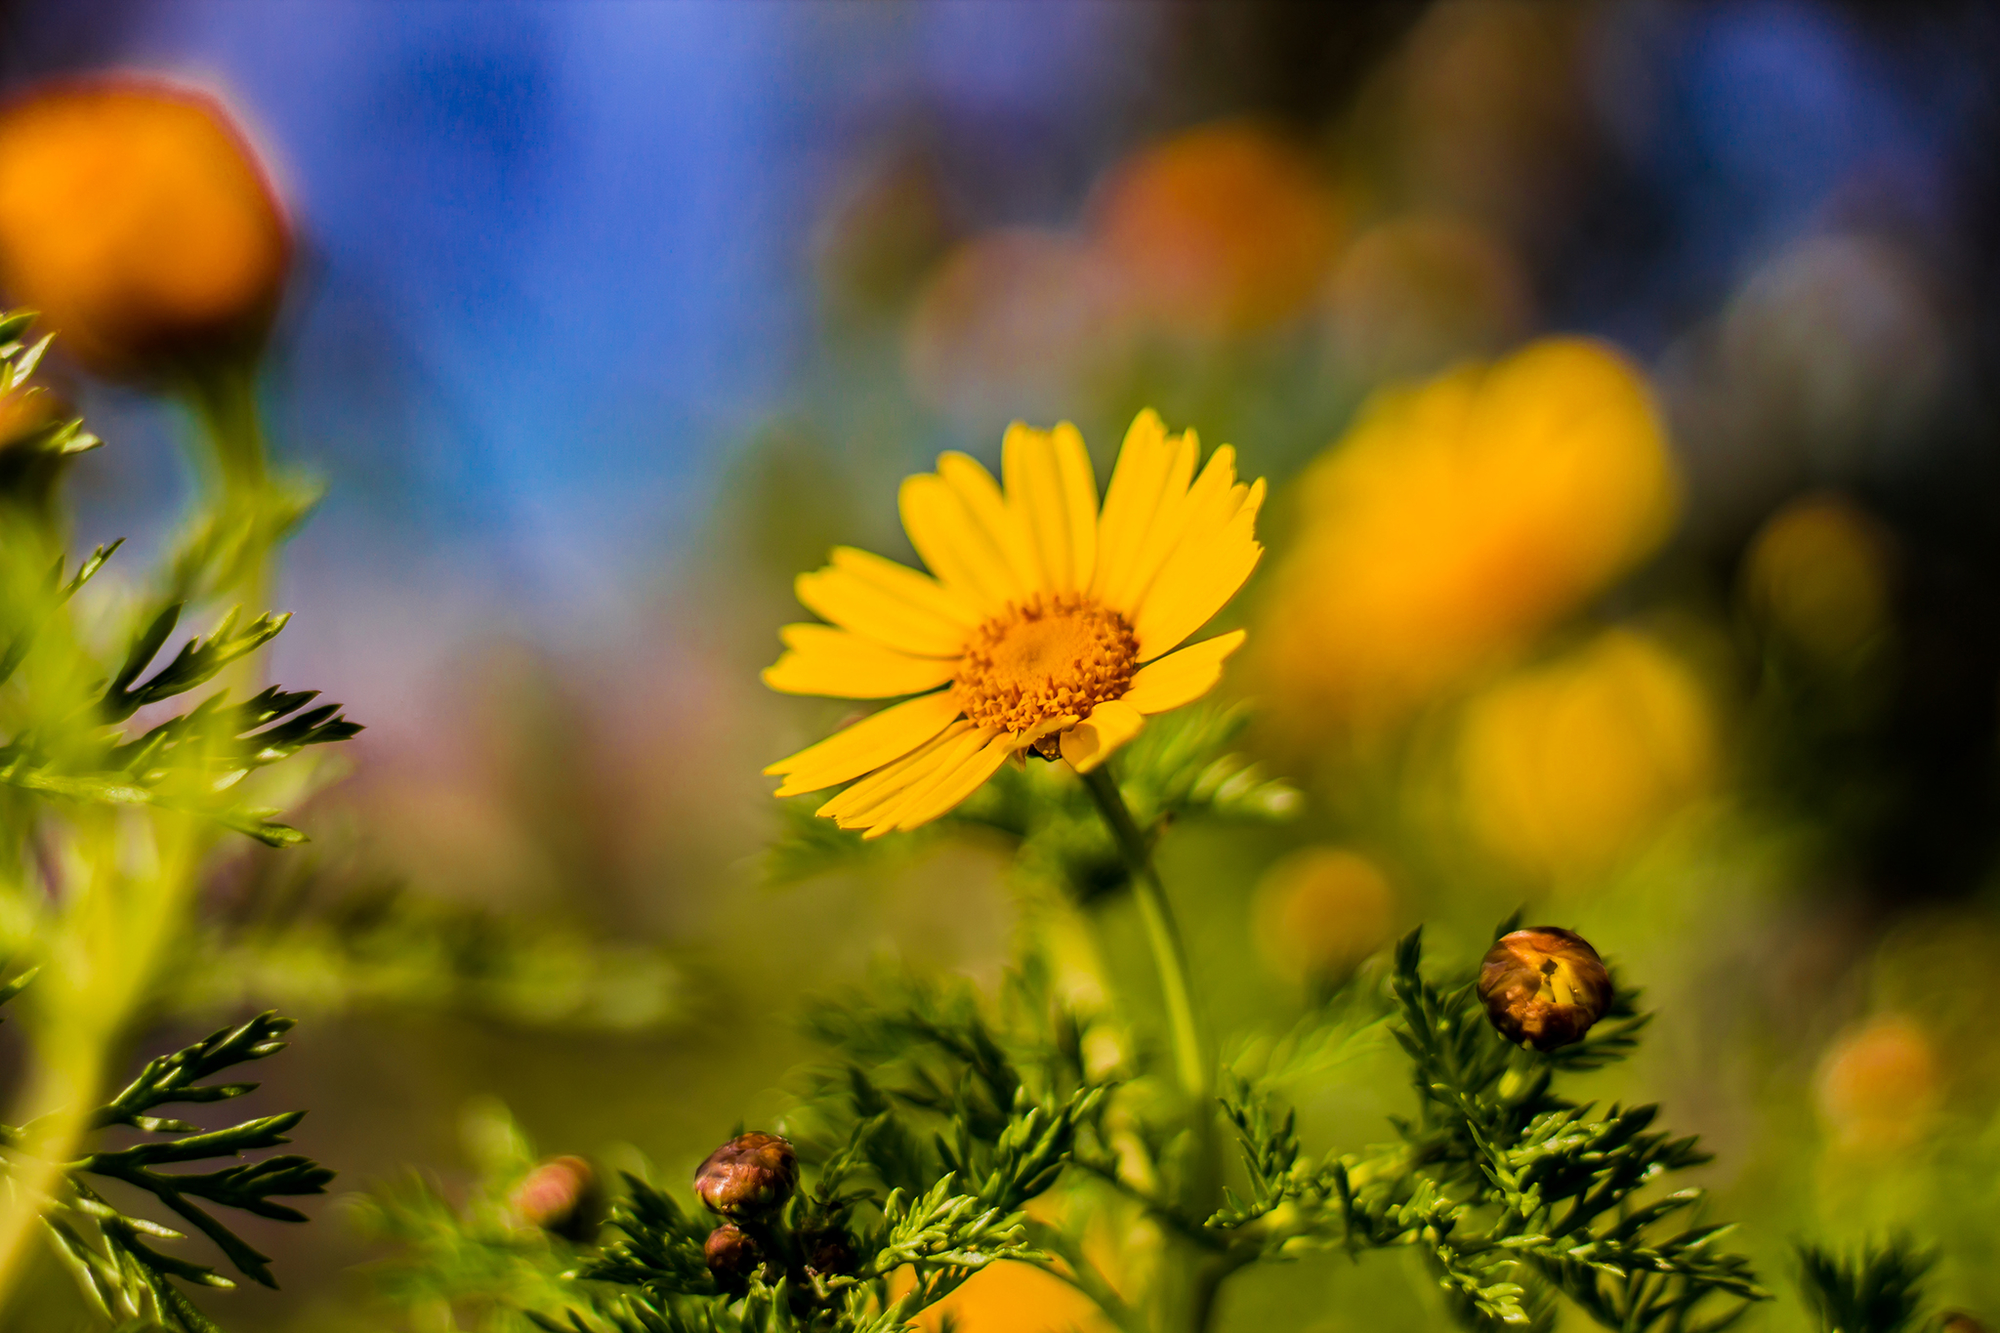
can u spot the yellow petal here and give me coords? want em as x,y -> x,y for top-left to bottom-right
832,546 -> 979,627
765,691 -> 966,796
939,451 -> 1040,596
1116,436 -> 1228,618
763,624 -> 957,698
1122,630 -> 1246,715
1059,699 -> 1146,773
826,723 -> 990,830
817,720 -> 976,821
1100,424 -> 1200,614
1132,479 -> 1265,659
1092,410 -> 1171,608
1054,421 -> 1099,591
872,731 -> 1016,835
1003,421 -> 1098,592
796,557 -> 969,658
899,472 -> 1022,614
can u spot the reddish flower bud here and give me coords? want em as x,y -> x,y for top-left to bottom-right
694,1132 -> 798,1219
508,1155 -> 600,1242
703,1223 -> 762,1293
1477,927 -> 1613,1051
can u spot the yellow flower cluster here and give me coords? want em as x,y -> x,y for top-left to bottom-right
1457,629 -> 1715,877
1256,338 -> 1678,736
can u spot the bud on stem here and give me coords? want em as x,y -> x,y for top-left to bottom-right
1477,926 -> 1613,1051
694,1132 -> 798,1219
704,1222 -> 762,1294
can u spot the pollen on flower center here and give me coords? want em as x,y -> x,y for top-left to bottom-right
953,593 -> 1139,737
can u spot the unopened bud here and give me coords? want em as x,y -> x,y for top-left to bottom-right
508,1155 -> 600,1242
704,1223 -> 762,1292
801,1223 -> 857,1277
694,1132 -> 798,1219
1477,927 -> 1612,1051
1942,1317 -> 1988,1333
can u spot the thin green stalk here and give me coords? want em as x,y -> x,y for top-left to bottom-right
1080,766 -> 1208,1102
186,359 -> 270,499
1080,764 -> 1241,1331
0,811 -> 203,1314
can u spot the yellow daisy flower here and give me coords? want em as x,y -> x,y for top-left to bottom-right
763,409 -> 1264,837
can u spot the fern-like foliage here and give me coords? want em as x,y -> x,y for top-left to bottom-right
353,1103 -> 606,1333
531,964 -> 1108,1333
18,1005 -> 333,1333
1188,929 -> 1768,1330
0,312 -> 358,850
0,597 -> 360,847
1796,1240 -> 1938,1333
0,313 -> 101,494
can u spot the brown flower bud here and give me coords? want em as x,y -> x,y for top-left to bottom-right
800,1223 -> 857,1277
703,1223 -> 762,1293
1478,927 -> 1612,1051
508,1155 -> 601,1242
1941,1316 -> 1988,1333
694,1132 -> 798,1219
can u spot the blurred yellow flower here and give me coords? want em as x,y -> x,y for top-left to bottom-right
1816,1015 -> 1940,1153
1252,846 -> 1395,986
0,77 -> 289,377
1257,338 -> 1678,735
1743,493 -> 1894,663
765,410 -> 1262,837
1458,629 -> 1715,877
912,1260 -> 1113,1333
1090,119 -> 1342,336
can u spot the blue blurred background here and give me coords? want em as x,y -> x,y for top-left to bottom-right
12,1 -> 1994,730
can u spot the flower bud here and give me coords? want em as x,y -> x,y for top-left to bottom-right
0,78 -> 290,378
1477,927 -> 1612,1051
694,1132 -> 798,1219
507,1155 -> 600,1242
1941,1316 -> 1987,1333
703,1223 -> 762,1293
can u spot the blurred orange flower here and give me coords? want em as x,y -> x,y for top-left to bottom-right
1743,493 -> 1895,664
1816,1015 -> 1940,1153
1457,629 -> 1716,878
1090,120 -> 1342,337
1256,338 -> 1678,737
0,77 -> 289,377
912,1261 -> 1112,1333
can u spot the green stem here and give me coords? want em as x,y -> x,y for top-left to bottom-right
186,358 -> 270,500
185,359 -> 278,608
1080,766 -> 1209,1102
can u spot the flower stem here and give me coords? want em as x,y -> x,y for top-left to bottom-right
1079,766 -> 1209,1103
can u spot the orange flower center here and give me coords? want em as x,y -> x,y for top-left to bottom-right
953,593 -> 1139,737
